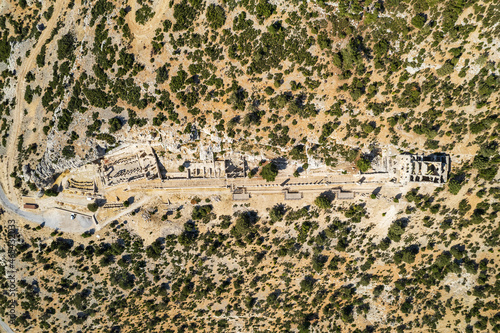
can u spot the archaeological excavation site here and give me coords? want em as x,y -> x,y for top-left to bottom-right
0,0 -> 498,331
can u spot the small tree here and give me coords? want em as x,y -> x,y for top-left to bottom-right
248,169 -> 255,178
314,194 -> 331,209
269,204 -> 285,222
300,275 -> 315,292
57,33 -> 76,60
61,145 -> 75,158
108,118 -> 122,133
231,211 -> 257,238
260,162 -> 278,182
87,202 -> 98,212
178,221 -> 198,246
206,4 -> 226,29
312,254 -> 328,272
387,219 -> 406,242
411,14 -> 426,29
256,0 -> 276,19
356,157 -> 371,172
146,239 -> 163,259
0,38 -> 11,63
44,188 -> 59,197
191,205 -> 212,220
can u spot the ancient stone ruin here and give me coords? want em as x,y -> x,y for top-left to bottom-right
100,147 -> 161,187
395,154 -> 450,185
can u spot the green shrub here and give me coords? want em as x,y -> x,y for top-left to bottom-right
90,0 -> 114,26
356,157 -> 371,172
319,122 -> 339,143
173,0 -> 199,32
314,195 -> 331,209
264,86 -> 275,95
191,205 -> 212,220
398,83 -> 421,108
57,33 -> 76,60
96,133 -> 116,145
344,204 -> 366,223
87,203 -> 98,212
108,118 -> 122,133
379,237 -> 391,250
436,61 -> 455,76
256,0 -> 276,19
260,162 -> 278,182
394,247 -> 418,264
0,38 -> 11,63
373,285 -> 384,296
156,65 -> 169,84
269,204 -> 286,222
135,4 -> 154,25
300,275 -> 315,292
411,14 -> 426,29
110,270 -> 135,290
24,85 -> 35,104
231,211 -> 257,238
206,4 -> 226,29
57,109 -> 73,131
146,239 -> 163,259
152,112 -> 167,126
36,45 -> 46,67
478,166 -> 498,181
84,88 -> 110,108
312,254 -> 328,272
44,188 -> 59,197
388,219 -> 406,242
61,145 -> 75,158
448,176 -> 463,195
178,221 -> 199,246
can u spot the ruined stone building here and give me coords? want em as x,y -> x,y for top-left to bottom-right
100,147 -> 161,187
186,160 -> 226,178
395,154 -> 450,185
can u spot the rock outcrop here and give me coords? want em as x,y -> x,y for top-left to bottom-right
30,135 -> 106,188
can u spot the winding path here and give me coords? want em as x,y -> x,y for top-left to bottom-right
3,0 -> 168,205
0,184 -> 46,224
2,0 -> 68,205
0,183 -> 96,233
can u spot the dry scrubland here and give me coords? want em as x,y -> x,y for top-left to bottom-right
0,0 -> 499,331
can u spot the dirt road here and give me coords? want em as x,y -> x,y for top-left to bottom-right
0,183 -> 46,224
0,317 -> 15,333
0,183 -> 95,233
2,0 -> 68,206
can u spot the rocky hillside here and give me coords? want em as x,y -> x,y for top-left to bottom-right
0,0 -> 499,332
0,0 -> 497,189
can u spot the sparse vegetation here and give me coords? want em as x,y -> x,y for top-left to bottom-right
1,0 -> 500,332
260,162 -> 278,182
87,202 -> 98,212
